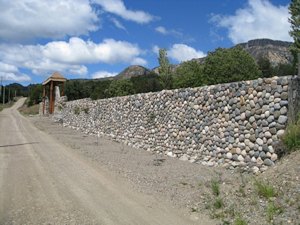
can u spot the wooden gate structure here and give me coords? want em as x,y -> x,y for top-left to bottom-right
42,72 -> 66,115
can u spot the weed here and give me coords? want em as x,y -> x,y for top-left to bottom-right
210,210 -> 225,219
282,116 -> 300,152
211,179 -> 220,196
83,107 -> 89,114
74,106 -> 80,115
180,181 -> 188,186
249,197 -> 258,206
234,216 -> 248,225
190,207 -> 198,212
224,204 -> 236,218
57,105 -> 63,110
213,197 -> 224,209
254,179 -> 277,199
148,112 -> 156,123
238,186 -> 246,197
266,201 -> 283,222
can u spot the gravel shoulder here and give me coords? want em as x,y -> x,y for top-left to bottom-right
30,115 -> 300,225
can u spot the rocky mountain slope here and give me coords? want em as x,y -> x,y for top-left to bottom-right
114,65 -> 151,79
238,39 -> 293,65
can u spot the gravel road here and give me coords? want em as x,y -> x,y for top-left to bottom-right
0,98 -> 215,225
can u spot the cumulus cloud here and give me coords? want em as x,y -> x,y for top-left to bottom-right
92,0 -> 154,24
0,62 -> 31,82
0,72 -> 31,82
131,57 -> 147,66
211,0 -> 292,44
43,37 -> 143,64
168,44 -> 206,62
0,0 -> 99,42
0,37 -> 145,79
92,71 -> 118,79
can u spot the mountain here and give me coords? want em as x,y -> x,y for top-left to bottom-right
237,39 -> 293,65
114,65 -> 152,79
153,39 -> 293,75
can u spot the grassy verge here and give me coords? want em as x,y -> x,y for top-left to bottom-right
18,103 -> 39,115
0,101 -> 14,112
282,115 -> 300,152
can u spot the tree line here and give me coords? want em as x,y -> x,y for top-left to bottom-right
25,45 -> 296,105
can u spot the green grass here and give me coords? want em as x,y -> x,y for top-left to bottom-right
282,116 -> 300,152
254,180 -> 277,199
266,201 -> 283,222
211,179 -> 220,197
234,216 -> 248,225
213,197 -> 224,209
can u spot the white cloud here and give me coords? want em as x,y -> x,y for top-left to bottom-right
131,57 -> 147,66
155,26 -> 184,38
92,71 -> 118,79
0,0 -> 99,42
92,0 -> 154,24
110,17 -> 127,31
152,45 -> 160,55
0,72 -> 31,82
212,0 -> 292,44
0,62 -> 31,82
42,37 -> 143,64
168,44 -> 206,62
155,26 -> 168,35
0,62 -> 19,73
0,37 -> 145,79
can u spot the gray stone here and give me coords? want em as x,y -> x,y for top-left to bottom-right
264,158 -> 274,166
278,115 -> 288,124
256,138 -> 264,146
280,106 -> 287,115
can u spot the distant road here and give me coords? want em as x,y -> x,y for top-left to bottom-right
0,98 -> 203,225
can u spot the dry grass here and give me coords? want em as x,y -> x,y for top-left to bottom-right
0,101 -> 14,112
18,103 -> 39,115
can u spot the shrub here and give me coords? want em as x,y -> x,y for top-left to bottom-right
282,115 -> 300,152
74,106 -> 80,115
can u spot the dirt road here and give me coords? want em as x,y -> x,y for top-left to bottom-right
0,98 -> 213,225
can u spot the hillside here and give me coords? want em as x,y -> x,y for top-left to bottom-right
238,39 -> 293,65
114,65 -> 152,79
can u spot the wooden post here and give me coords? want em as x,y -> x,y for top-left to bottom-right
49,81 -> 53,114
61,83 -> 64,96
42,85 -> 46,115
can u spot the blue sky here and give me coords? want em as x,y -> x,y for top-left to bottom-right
0,0 -> 292,85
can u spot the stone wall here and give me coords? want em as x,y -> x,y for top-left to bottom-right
61,76 -> 292,173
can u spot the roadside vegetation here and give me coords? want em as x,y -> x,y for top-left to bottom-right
18,98 -> 39,115
282,114 -> 300,153
0,101 -> 14,112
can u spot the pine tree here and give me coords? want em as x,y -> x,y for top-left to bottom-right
289,0 -> 300,75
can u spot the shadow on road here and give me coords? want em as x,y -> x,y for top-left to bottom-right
0,142 -> 39,148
